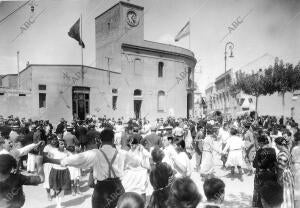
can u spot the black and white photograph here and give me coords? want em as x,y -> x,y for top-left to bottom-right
0,0 -> 300,207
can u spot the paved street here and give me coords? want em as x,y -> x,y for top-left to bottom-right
23,149 -> 254,208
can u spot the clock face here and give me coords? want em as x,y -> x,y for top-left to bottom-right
127,10 -> 139,27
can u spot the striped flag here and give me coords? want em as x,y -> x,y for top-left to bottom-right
174,21 -> 190,42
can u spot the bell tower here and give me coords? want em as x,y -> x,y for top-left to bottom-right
95,1 -> 144,73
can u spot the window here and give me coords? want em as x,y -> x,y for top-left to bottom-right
112,96 -> 117,110
157,91 -> 165,112
38,84 -> 46,90
39,93 -> 46,108
19,94 -> 26,96
112,88 -> 118,110
0,93 -> 4,96
134,89 -> 142,96
158,62 -> 164,77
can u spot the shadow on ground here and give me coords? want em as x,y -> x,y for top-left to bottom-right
45,194 -> 91,208
223,192 -> 252,208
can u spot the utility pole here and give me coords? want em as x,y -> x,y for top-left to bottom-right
17,51 -> 20,89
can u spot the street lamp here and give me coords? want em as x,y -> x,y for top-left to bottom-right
224,42 -> 234,114
225,42 -> 234,73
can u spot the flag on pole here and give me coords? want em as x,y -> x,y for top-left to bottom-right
174,21 -> 190,42
68,18 -> 85,48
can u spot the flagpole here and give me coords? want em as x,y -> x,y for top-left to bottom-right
80,14 -> 84,86
188,18 -> 191,50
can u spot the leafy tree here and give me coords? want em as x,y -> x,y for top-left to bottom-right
230,58 -> 300,119
230,68 -> 273,116
291,62 -> 300,92
272,59 -> 300,120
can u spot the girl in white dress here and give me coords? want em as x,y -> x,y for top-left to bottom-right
171,139 -> 192,178
222,128 -> 245,180
121,135 -> 151,201
43,135 -> 56,201
200,124 -> 220,180
49,139 -> 71,208
66,145 -> 81,196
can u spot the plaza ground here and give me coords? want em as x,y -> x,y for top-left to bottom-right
23,143 -> 254,208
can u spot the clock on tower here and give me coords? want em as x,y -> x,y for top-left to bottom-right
126,10 -> 139,27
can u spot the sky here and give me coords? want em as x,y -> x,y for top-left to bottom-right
1,0 -> 300,93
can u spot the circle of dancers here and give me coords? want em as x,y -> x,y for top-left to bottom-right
0,114 -> 299,208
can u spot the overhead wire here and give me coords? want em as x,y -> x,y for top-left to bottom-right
0,0 -> 30,26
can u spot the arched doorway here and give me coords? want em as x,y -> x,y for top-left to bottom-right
134,89 -> 142,119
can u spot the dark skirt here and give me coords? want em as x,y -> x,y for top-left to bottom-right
252,170 -> 277,208
49,168 -> 71,191
92,178 -> 125,208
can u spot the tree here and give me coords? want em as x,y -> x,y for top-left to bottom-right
230,69 -> 274,116
230,58 -> 300,119
291,62 -> 300,93
243,73 -> 265,115
229,71 -> 246,97
272,59 -> 297,120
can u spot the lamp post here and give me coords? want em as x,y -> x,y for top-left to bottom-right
225,42 -> 234,73
224,42 -> 234,114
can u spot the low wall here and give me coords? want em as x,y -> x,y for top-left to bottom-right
0,93 -> 33,119
258,92 -> 300,124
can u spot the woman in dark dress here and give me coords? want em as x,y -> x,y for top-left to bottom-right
148,147 -> 175,208
252,134 -> 277,208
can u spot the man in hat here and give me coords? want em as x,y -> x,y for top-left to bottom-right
63,125 -> 79,147
141,126 -> 162,151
